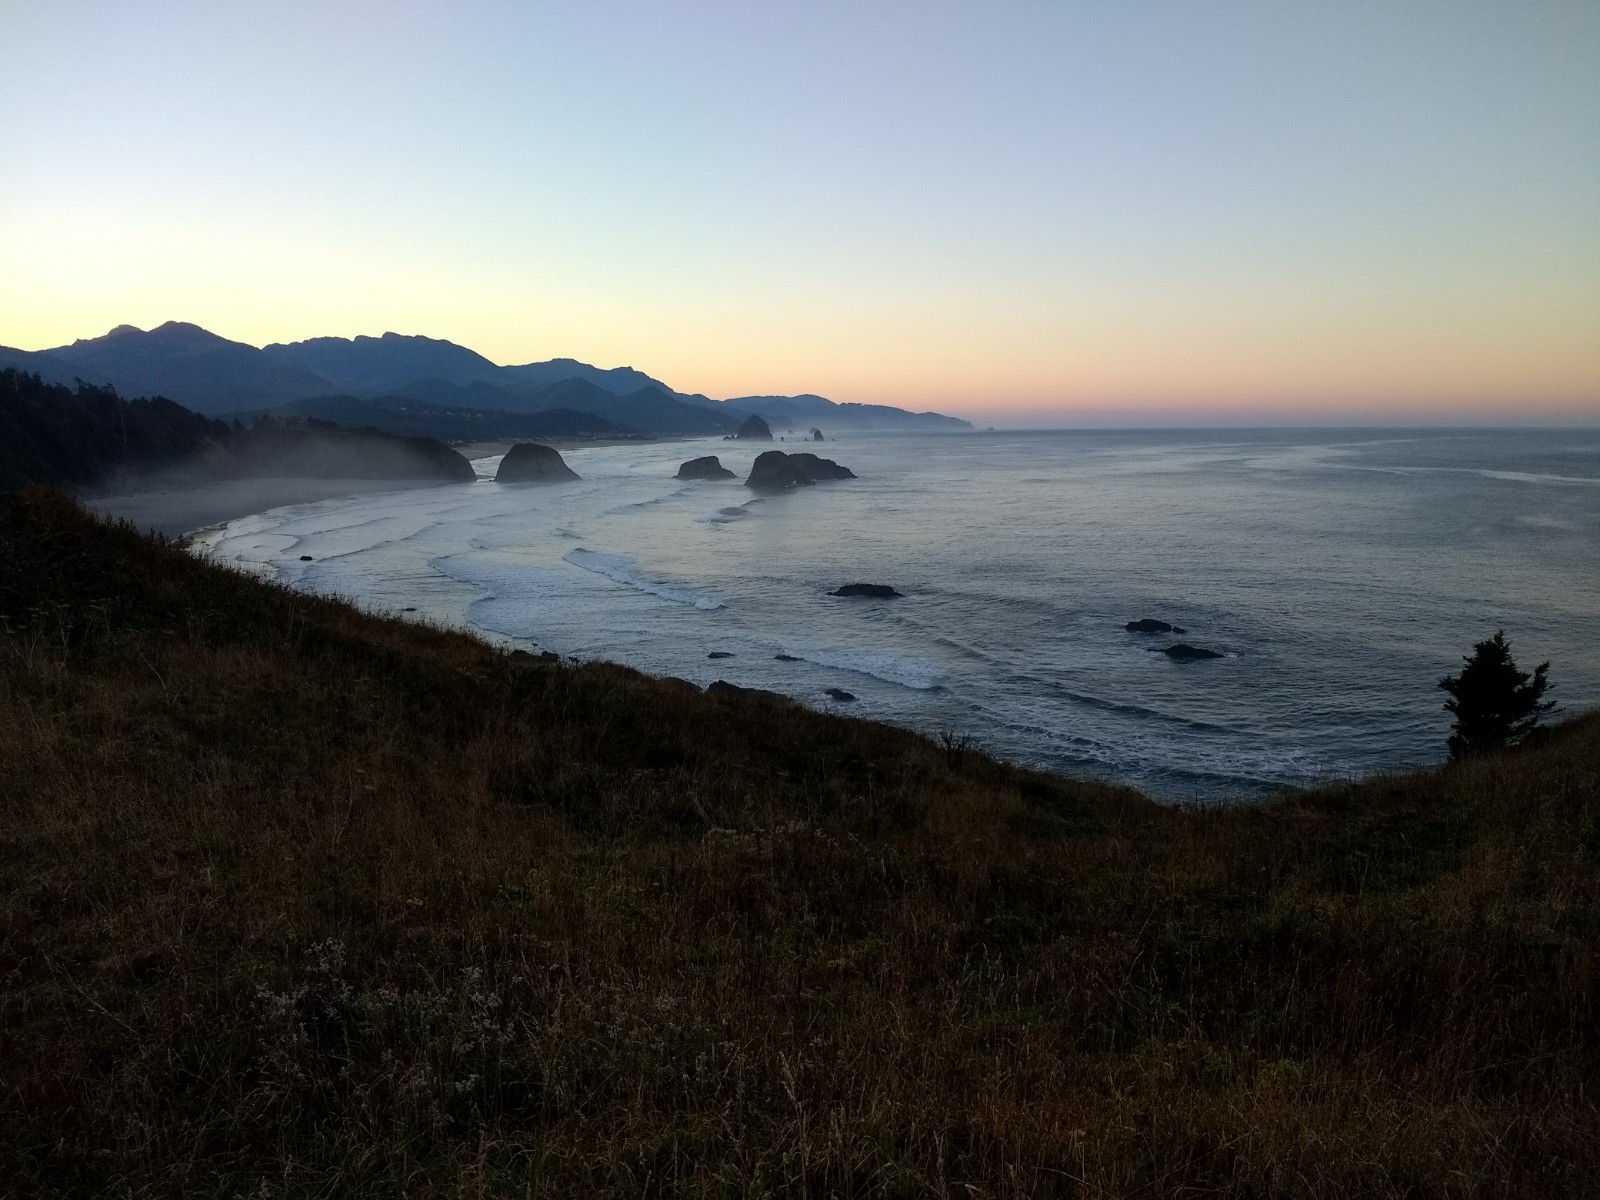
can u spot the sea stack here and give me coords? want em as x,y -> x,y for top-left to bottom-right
495,443 -> 580,483
744,450 -> 856,490
735,414 -> 774,440
676,455 -> 736,480
811,428 -> 825,441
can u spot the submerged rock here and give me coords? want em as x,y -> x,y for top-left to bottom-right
495,442 -> 580,483
831,583 -> 902,598
1126,618 -> 1185,634
708,679 -> 786,702
707,651 -> 735,659
1161,643 -> 1222,660
774,653 -> 802,662
825,687 -> 856,701
735,414 -> 773,440
677,455 -> 736,480
744,450 -> 856,490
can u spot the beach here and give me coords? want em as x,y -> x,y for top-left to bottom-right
187,428 -> 1600,801
82,476 -> 474,540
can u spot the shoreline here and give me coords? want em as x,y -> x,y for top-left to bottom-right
82,476 -> 474,540
83,435 -> 695,540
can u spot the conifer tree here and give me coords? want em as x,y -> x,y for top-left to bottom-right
1438,631 -> 1554,760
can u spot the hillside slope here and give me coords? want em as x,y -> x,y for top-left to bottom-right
1,490 -> 1595,1197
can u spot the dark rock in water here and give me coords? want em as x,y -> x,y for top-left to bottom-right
831,583 -> 902,598
677,455 -> 736,480
811,428 -> 824,441
539,650 -> 561,662
745,450 -> 856,490
495,442 -> 580,483
735,414 -> 773,440
790,452 -> 852,480
825,687 -> 856,701
708,679 -> 786,702
403,607 -> 417,612
299,555 -> 313,561
1161,643 -> 1222,660
1125,618 -> 1185,634
708,651 -> 735,659
774,653 -> 802,662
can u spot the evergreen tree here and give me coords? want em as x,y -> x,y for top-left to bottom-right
1438,631 -> 1554,760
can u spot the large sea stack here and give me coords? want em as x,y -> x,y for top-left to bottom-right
495,442 -> 580,483
676,455 -> 736,480
735,414 -> 773,440
744,450 -> 856,490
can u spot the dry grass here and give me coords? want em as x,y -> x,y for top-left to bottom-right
1,488 -> 1596,1197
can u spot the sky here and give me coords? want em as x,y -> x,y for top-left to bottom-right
1,1 -> 1597,425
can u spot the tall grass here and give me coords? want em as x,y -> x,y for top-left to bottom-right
1,488 -> 1596,1197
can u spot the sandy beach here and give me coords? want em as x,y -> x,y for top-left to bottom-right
82,477 -> 473,540
78,437 -> 678,540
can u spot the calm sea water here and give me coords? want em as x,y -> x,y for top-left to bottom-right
193,429 -> 1600,801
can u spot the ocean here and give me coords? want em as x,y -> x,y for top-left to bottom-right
191,428 -> 1600,801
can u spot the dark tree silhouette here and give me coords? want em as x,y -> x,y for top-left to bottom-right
1438,631 -> 1554,760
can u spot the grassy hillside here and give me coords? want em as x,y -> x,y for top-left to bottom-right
1,489 -> 1595,1197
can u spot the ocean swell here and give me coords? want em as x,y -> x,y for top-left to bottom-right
563,548 -> 726,611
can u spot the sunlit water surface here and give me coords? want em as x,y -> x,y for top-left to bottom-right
192,429 -> 1600,801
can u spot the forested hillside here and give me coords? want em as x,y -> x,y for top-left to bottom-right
0,369 -> 230,492
0,369 -> 474,491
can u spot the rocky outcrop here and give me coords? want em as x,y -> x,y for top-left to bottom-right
825,687 -> 856,701
811,428 -> 824,441
495,442 -> 580,483
707,651 -> 734,659
707,679 -> 786,702
744,450 -> 856,490
1126,618 -> 1186,634
831,583 -> 901,598
735,414 -> 773,440
1161,643 -> 1222,660
676,455 -> 736,480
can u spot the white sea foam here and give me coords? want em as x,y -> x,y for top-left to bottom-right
563,548 -> 726,610
779,647 -> 944,690
188,429 -> 1600,802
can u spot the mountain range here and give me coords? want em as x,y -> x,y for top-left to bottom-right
0,322 -> 972,438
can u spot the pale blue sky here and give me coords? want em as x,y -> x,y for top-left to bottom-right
2,1 -> 1596,421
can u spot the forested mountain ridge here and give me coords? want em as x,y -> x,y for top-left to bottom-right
2,322 -> 974,432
